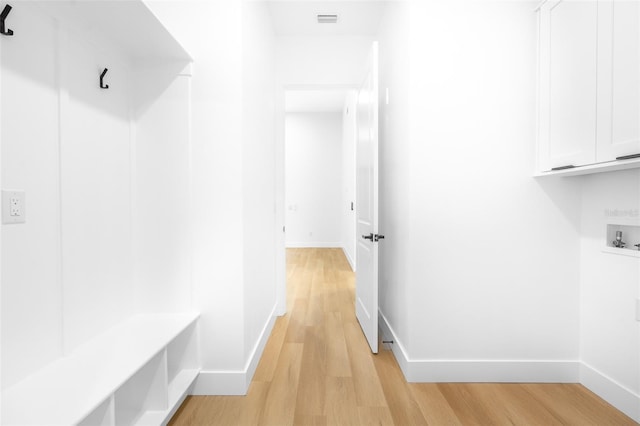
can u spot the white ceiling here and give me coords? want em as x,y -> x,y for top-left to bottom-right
266,1 -> 389,36
269,1 -> 386,111
285,89 -> 350,112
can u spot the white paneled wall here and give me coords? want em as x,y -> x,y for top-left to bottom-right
133,65 -> 193,314
1,0 -> 193,396
60,33 -> 134,353
1,4 -> 62,388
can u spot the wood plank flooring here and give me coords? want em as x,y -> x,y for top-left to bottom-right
169,248 -> 637,426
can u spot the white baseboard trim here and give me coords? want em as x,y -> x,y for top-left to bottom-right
580,362 -> 640,423
378,310 -> 412,377
342,246 -> 356,272
191,370 -> 248,395
286,242 -> 342,248
378,310 -> 580,383
245,305 -> 278,388
192,304 -> 278,396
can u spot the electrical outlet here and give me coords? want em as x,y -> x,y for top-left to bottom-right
10,196 -> 20,216
2,190 -> 25,224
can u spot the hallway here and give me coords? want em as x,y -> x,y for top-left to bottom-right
169,249 -> 636,425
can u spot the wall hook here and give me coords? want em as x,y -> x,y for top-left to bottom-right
1,4 -> 14,36
100,68 -> 109,89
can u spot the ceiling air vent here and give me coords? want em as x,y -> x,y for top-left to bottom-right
317,14 -> 338,24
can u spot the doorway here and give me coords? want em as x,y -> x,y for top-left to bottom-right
278,87 -> 358,313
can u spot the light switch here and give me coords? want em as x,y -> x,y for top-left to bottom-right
2,190 -> 25,224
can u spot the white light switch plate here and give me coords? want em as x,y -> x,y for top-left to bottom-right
2,190 -> 26,224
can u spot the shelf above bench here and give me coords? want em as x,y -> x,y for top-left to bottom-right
2,312 -> 200,426
27,0 -> 192,64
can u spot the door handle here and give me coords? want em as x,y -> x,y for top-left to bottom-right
362,233 -> 374,241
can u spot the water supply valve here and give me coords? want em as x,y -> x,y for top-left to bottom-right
612,231 -> 626,248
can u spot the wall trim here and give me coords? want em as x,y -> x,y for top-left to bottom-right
378,310 -> 580,383
191,303 -> 277,396
244,304 -> 278,388
191,370 -> 247,396
580,362 -> 640,423
342,246 -> 356,272
286,242 -> 342,248
378,310 -> 412,376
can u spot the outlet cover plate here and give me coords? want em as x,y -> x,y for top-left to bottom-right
2,190 -> 26,224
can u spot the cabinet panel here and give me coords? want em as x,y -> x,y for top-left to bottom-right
597,1 -> 640,161
545,0 -> 598,169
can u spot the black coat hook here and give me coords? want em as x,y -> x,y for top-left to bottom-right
1,4 -> 14,36
100,68 -> 109,89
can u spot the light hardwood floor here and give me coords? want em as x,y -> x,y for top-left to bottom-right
169,248 -> 637,426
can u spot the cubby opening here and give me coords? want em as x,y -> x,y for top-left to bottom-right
79,397 -> 114,426
114,352 -> 168,426
167,322 -> 199,405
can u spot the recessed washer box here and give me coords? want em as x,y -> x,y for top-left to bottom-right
603,223 -> 640,258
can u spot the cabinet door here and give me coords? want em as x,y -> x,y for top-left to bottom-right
596,1 -> 640,162
538,0 -> 597,171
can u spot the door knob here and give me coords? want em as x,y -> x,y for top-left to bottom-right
362,233 -> 373,241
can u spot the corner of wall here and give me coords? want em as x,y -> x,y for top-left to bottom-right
580,362 -> 640,423
379,310 -> 581,384
191,302 -> 278,396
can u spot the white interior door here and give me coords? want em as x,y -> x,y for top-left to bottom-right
355,42 -> 379,354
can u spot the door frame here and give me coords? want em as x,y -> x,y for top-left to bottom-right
274,83 -> 358,316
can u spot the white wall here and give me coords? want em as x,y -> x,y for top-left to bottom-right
242,0 -> 278,387
377,0 -> 412,356
379,2 -> 638,419
579,169 -> 640,421
277,36 -> 375,88
342,91 -> 357,270
379,0 -> 583,380
285,112 -> 343,247
133,64 -> 193,314
145,1 -> 246,378
146,0 -> 277,394
0,24 -> 4,422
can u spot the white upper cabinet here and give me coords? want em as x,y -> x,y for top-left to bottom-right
596,1 -> 640,162
537,0 -> 640,174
